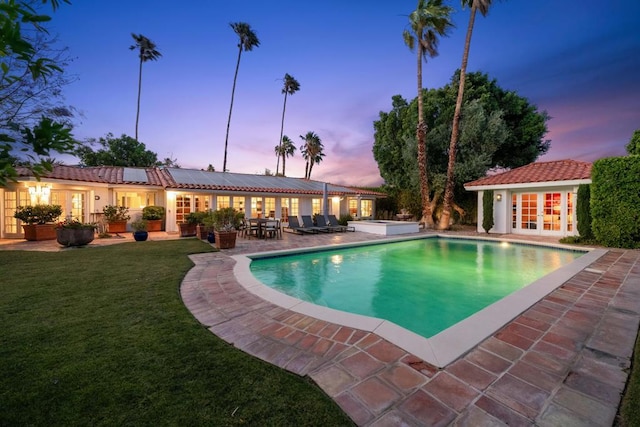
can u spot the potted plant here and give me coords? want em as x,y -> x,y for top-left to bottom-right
103,205 -> 130,234
131,218 -> 148,241
55,218 -> 97,247
178,211 -> 200,237
141,205 -> 165,232
211,207 -> 243,249
201,210 -> 216,243
14,204 -> 63,241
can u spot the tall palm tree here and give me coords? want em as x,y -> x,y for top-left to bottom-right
403,0 -> 453,228
438,0 -> 493,230
275,73 -> 300,175
274,135 -> 296,176
299,131 -> 324,179
222,22 -> 260,172
129,33 -> 161,141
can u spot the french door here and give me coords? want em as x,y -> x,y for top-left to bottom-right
511,192 -> 573,236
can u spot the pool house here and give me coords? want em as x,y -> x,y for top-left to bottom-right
0,165 -> 383,239
465,159 -> 592,237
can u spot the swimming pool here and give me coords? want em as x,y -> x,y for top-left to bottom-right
233,235 -> 604,367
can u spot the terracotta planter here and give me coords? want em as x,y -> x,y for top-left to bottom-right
56,228 -> 95,247
146,219 -> 163,232
107,220 -> 128,234
22,224 -> 57,241
179,223 -> 197,237
214,230 -> 237,249
197,224 -> 212,240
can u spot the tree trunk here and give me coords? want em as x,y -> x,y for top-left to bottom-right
135,57 -> 143,140
438,4 -> 477,230
416,37 -> 434,228
223,47 -> 243,172
276,92 -> 288,175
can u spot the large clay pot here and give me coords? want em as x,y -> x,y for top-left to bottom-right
214,230 -> 237,249
179,223 -> 197,237
146,219 -> 163,232
56,228 -> 95,247
107,220 -> 127,234
22,224 -> 57,241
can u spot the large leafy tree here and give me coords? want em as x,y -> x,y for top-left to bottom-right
222,22 -> 259,173
299,131 -> 324,179
373,71 -> 549,221
274,135 -> 296,177
75,133 -> 161,167
626,129 -> 640,155
1,0 -> 76,186
403,0 -> 453,228
439,0 -> 494,230
129,33 -> 161,141
275,73 -> 300,175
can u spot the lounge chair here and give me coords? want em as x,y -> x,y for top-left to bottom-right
328,214 -> 355,232
285,216 -> 317,234
316,215 -> 344,232
301,215 -> 332,233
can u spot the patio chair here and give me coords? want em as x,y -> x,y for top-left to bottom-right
263,219 -> 281,239
285,216 -> 317,234
301,215 -> 332,233
328,214 -> 355,232
316,215 -> 344,232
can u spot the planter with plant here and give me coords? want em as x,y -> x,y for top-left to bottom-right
103,205 -> 130,234
55,219 -> 97,247
131,218 -> 148,241
141,206 -> 165,232
210,207 -> 243,249
178,211 -> 201,237
14,204 -> 63,241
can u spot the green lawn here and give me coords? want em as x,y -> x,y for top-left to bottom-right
0,240 -> 353,426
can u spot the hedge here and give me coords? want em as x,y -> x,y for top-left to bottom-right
591,156 -> 640,248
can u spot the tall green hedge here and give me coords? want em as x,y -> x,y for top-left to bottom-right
591,156 -> 640,248
482,190 -> 494,233
576,184 -> 592,239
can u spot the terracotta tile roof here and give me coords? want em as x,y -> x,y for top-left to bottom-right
465,160 -> 592,188
15,165 -> 385,197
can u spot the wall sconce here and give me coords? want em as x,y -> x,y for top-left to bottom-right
28,184 -> 51,204
496,194 -> 502,202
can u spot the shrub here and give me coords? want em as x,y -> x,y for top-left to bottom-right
338,214 -> 353,226
14,204 -> 63,224
591,156 -> 640,248
142,206 -> 165,220
482,190 -> 494,233
103,205 -> 130,222
576,184 -> 592,239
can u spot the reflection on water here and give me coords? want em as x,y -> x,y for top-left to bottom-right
250,238 -> 583,338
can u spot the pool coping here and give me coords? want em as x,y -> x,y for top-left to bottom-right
232,234 -> 608,368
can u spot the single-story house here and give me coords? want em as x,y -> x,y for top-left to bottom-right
0,165 -> 384,239
464,159 -> 592,237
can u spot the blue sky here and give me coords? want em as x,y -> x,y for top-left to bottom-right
50,0 -> 640,186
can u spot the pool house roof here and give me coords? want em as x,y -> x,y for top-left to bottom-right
16,165 -> 383,197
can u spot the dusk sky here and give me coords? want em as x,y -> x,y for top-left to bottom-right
50,0 -> 639,187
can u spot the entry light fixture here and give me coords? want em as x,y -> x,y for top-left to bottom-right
496,193 -> 502,202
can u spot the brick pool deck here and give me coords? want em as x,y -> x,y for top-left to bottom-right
3,229 -> 639,425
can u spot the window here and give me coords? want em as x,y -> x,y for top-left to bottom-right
511,193 -> 517,229
521,193 -> 537,230
232,196 -> 244,213
115,191 -> 156,208
281,198 -> 289,220
312,198 -> 322,215
290,198 -> 298,216
349,198 -> 358,217
543,193 -> 561,231
251,197 -> 263,217
281,198 -> 298,218
176,195 -> 192,223
71,193 -> 85,221
217,196 -> 230,209
567,192 -> 573,232
265,197 -> 275,218
361,200 -> 372,217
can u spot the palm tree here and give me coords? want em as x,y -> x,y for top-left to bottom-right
403,0 -> 453,228
299,131 -> 324,179
275,73 -> 300,175
438,0 -> 493,230
274,135 -> 296,176
129,34 -> 161,141
222,22 -> 260,172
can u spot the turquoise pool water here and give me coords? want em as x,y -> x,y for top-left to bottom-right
249,238 -> 584,338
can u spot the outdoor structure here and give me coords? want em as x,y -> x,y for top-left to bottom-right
0,165 -> 382,239
464,159 -> 592,237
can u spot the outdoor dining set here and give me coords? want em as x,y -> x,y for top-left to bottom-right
240,215 -> 354,239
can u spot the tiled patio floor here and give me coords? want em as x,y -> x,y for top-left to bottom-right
3,229 -> 639,425
181,230 -> 640,426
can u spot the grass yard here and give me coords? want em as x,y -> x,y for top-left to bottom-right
0,240 -> 353,426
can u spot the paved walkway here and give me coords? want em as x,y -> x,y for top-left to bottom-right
3,229 -> 639,425
181,230 -> 640,426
